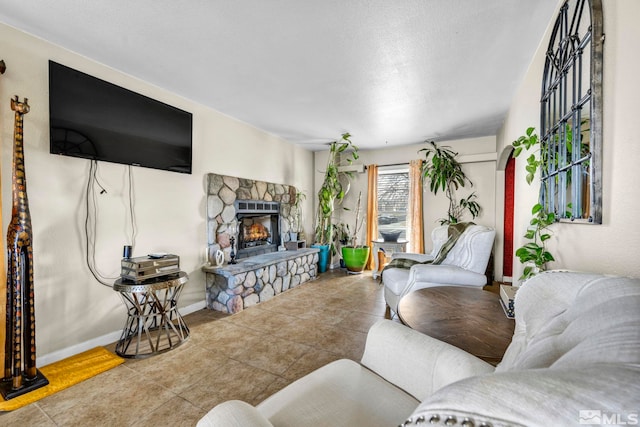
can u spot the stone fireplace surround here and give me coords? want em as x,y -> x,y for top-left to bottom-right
203,173 -> 318,313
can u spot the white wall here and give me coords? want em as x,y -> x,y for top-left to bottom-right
0,23 -> 314,364
498,0 -> 640,282
313,136 -> 498,255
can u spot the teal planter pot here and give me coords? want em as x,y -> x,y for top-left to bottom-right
312,244 -> 330,273
341,246 -> 370,274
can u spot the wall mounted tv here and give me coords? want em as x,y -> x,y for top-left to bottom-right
49,60 -> 193,174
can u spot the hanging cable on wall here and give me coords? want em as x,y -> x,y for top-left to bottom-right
84,161 -> 139,287
84,160 -> 114,287
127,164 -> 137,250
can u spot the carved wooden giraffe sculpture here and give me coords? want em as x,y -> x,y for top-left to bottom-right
1,96 -> 48,399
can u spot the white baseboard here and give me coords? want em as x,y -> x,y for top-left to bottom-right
37,300 -> 207,366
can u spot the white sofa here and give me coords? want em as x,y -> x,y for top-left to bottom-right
198,271 -> 640,426
383,224 -> 496,315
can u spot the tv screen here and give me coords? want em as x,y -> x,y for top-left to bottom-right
49,60 -> 193,174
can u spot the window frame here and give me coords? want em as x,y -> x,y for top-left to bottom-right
539,0 -> 603,224
376,165 -> 410,239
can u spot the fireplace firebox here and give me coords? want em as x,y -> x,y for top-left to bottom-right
234,200 -> 280,259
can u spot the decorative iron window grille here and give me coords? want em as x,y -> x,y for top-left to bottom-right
540,0 -> 603,223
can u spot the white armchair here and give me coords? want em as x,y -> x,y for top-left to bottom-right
383,224 -> 495,316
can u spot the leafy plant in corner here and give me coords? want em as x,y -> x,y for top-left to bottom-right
314,132 -> 359,246
419,141 -> 482,225
511,127 -> 556,280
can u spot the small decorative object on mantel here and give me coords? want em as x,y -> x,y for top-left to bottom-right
1,96 -> 50,400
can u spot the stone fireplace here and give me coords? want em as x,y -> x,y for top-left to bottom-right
203,173 -> 318,314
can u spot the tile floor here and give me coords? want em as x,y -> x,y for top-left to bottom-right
1,270 -> 388,426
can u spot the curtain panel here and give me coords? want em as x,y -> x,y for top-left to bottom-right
365,164 -> 379,270
407,159 -> 424,253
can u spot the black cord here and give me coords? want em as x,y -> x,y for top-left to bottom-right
84,160 -> 116,287
128,165 -> 137,248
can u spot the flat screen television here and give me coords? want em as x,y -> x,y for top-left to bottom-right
49,60 -> 193,174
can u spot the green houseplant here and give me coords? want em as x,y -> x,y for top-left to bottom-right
419,141 -> 481,225
512,127 -> 556,280
313,132 -> 359,272
340,191 -> 370,273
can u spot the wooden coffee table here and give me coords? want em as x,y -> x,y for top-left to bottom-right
397,286 -> 514,365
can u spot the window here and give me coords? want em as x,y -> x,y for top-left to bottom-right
540,0 -> 603,223
377,167 -> 409,239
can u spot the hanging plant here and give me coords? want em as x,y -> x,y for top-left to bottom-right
512,127 -> 556,280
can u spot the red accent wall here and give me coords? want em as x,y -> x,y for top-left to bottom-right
503,155 -> 515,278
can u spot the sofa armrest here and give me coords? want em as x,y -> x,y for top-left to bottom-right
410,264 -> 487,287
360,320 -> 494,402
197,400 -> 274,427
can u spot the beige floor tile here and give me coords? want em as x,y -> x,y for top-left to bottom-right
37,364 -> 175,426
179,359 -> 279,411
134,396 -> 206,427
10,270 -> 386,424
224,306 -> 298,333
192,319 -> 264,357
0,403 -> 56,426
233,334 -> 313,375
129,342 -> 230,394
339,310 -> 385,333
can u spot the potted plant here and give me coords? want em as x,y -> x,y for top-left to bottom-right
420,141 -> 481,225
511,127 -> 556,280
340,192 -> 370,274
333,221 -> 350,268
312,132 -> 359,272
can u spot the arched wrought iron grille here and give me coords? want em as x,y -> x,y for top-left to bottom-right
540,0 -> 603,223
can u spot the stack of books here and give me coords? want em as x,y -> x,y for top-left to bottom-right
499,284 -> 517,319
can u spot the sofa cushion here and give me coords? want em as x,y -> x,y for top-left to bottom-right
497,271 -> 640,371
408,364 -> 640,427
256,359 -> 419,427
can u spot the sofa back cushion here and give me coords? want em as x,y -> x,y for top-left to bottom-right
441,225 -> 495,274
428,225 -> 449,257
497,271 -> 640,372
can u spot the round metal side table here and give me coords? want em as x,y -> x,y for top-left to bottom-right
113,271 -> 190,358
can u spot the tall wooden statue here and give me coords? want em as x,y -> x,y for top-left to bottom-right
1,96 -> 48,400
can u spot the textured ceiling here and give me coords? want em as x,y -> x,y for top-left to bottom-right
0,0 -> 558,150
